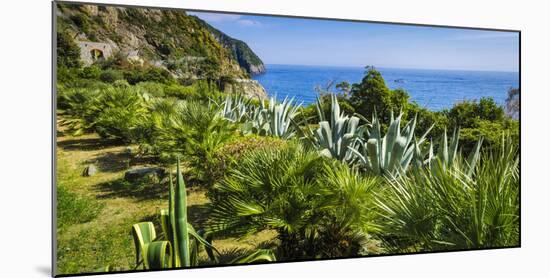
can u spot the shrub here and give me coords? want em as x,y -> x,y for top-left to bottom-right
208,135 -> 287,197
94,87 -> 148,142
208,142 -> 380,259
57,67 -> 81,85
310,94 -> 366,163
57,29 -> 81,69
164,84 -> 198,99
79,66 -> 102,79
136,100 -> 236,183
178,101 -> 237,183
58,87 -> 103,136
243,96 -> 301,139
445,97 -> 505,128
460,119 -> 519,154
124,67 -> 175,85
59,85 -> 148,141
376,135 -> 519,252
70,14 -> 91,34
99,69 -> 124,83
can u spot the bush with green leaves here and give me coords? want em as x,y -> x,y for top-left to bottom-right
137,99 -> 236,184
460,119 -> 518,154
56,29 -> 81,69
217,94 -> 253,123
208,142 -> 380,259
58,85 -> 148,141
58,87 -> 103,136
133,81 -> 166,98
79,66 -> 102,79
93,86 -> 148,142
124,67 -> 175,85
207,135 -> 287,194
164,84 -> 199,99
445,97 -> 505,128
376,135 -> 519,252
99,69 -> 125,83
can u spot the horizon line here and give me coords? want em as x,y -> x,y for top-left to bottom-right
263,63 -> 519,73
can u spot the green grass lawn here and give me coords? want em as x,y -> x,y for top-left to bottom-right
55,130 -> 277,275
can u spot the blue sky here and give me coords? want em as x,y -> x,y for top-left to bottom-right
188,12 -> 519,72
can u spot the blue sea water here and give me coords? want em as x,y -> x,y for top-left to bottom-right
253,64 -> 519,111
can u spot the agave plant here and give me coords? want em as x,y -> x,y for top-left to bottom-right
377,135 -> 519,251
431,128 -> 483,176
132,159 -> 275,270
350,111 -> 431,176
244,96 -> 300,139
132,159 -> 214,269
217,94 -> 252,123
311,94 -> 367,162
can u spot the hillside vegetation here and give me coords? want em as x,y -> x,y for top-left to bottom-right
56,3 -> 266,86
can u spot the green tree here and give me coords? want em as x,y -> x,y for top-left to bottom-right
445,97 -> 505,128
57,30 -> 81,69
335,81 -> 351,96
350,66 -> 409,122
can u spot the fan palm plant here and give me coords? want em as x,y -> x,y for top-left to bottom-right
59,86 -> 148,142
376,135 -> 519,251
208,142 -> 380,259
58,88 -> 103,136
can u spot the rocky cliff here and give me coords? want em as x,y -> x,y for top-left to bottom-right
56,3 -> 267,98
195,17 -> 266,75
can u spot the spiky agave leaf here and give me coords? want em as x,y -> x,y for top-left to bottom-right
313,94 -> 366,162
174,158 -> 191,267
131,222 -> 158,269
144,241 -> 173,269
350,111 -> 430,176
230,249 -> 277,264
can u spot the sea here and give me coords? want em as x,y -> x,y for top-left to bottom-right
253,64 -> 519,111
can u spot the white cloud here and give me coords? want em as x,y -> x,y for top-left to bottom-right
187,12 -> 242,22
237,19 -> 262,27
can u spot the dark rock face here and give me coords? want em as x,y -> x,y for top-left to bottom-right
124,167 -> 165,183
82,165 -> 98,177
